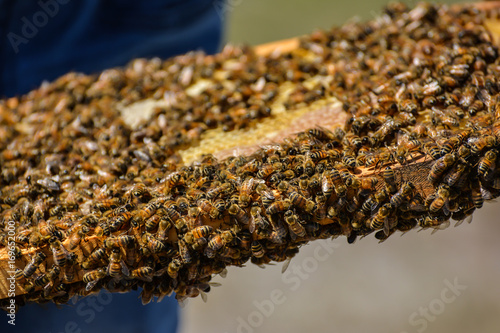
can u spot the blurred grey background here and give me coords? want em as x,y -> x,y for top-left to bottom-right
180,1 -> 500,333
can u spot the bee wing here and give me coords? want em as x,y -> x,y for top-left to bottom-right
204,248 -> 215,258
140,292 -> 153,305
442,200 -> 451,216
121,261 -> 130,276
219,268 -> 228,278
409,203 -> 427,212
140,276 -> 153,283
281,257 -> 292,274
43,282 -> 54,297
157,293 -> 168,303
200,291 -> 208,303
59,243 -> 70,257
209,282 -> 222,287
154,266 -> 169,277
85,280 -> 99,291
480,187 -> 496,201
454,214 -> 472,227
382,217 -> 390,236
249,216 -> 256,234
431,220 -> 450,235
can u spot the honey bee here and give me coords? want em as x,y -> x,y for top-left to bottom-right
266,199 -> 291,215
138,282 -> 155,305
83,268 -> 106,291
107,248 -> 129,278
249,206 -> 264,234
342,155 -> 356,169
256,164 -> 276,179
471,181 -> 483,209
469,135 -> 496,155
185,188 -> 206,201
145,213 -> 162,231
104,235 -> 135,249
284,210 -> 306,239
82,247 -> 107,269
424,142 -> 442,160
308,126 -> 335,141
49,237 -> 69,267
23,252 -> 46,278
390,182 -> 414,207
132,201 -> 160,227
126,165 -> 139,179
212,198 -> 225,214
15,229 -> 31,246
66,224 -> 91,250
361,195 -> 378,216
193,226 -> 215,240
302,156 -> 315,176
343,133 -> 362,149
239,177 -> 255,207
162,205 -> 180,228
396,217 -> 418,233
443,163 -> 467,187
93,198 -> 122,213
178,239 -> 192,264
228,203 -> 250,225
193,176 -> 210,189
255,216 -> 271,239
165,172 -> 185,190
219,246 -> 241,261
308,150 -> 328,161
110,211 -> 133,231
467,99 -> 484,116
429,186 -> 451,216
350,177 -> 378,194
204,234 -> 222,258
321,171 -> 334,198
428,153 -> 455,183
239,159 -> 260,175
174,197 -> 188,213
206,183 -> 233,200
439,137 -> 459,156
143,233 -> 166,253
251,240 -> 266,258
418,216 -> 450,234
131,267 -> 154,282
124,241 -> 138,267
197,199 -> 219,219
34,264 -> 61,297
478,149 -> 497,180
370,203 -> 393,235
38,220 -> 60,238
289,192 -> 316,213
130,184 -> 152,202
457,85 -> 476,108
94,218 -> 111,237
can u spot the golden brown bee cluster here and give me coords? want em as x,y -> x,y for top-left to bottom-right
2,2 -> 500,309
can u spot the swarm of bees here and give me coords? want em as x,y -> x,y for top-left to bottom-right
2,2 -> 500,309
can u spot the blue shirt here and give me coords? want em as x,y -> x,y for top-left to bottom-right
0,0 -> 224,96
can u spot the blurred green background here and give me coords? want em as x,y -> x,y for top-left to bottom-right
226,0 -> 463,45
